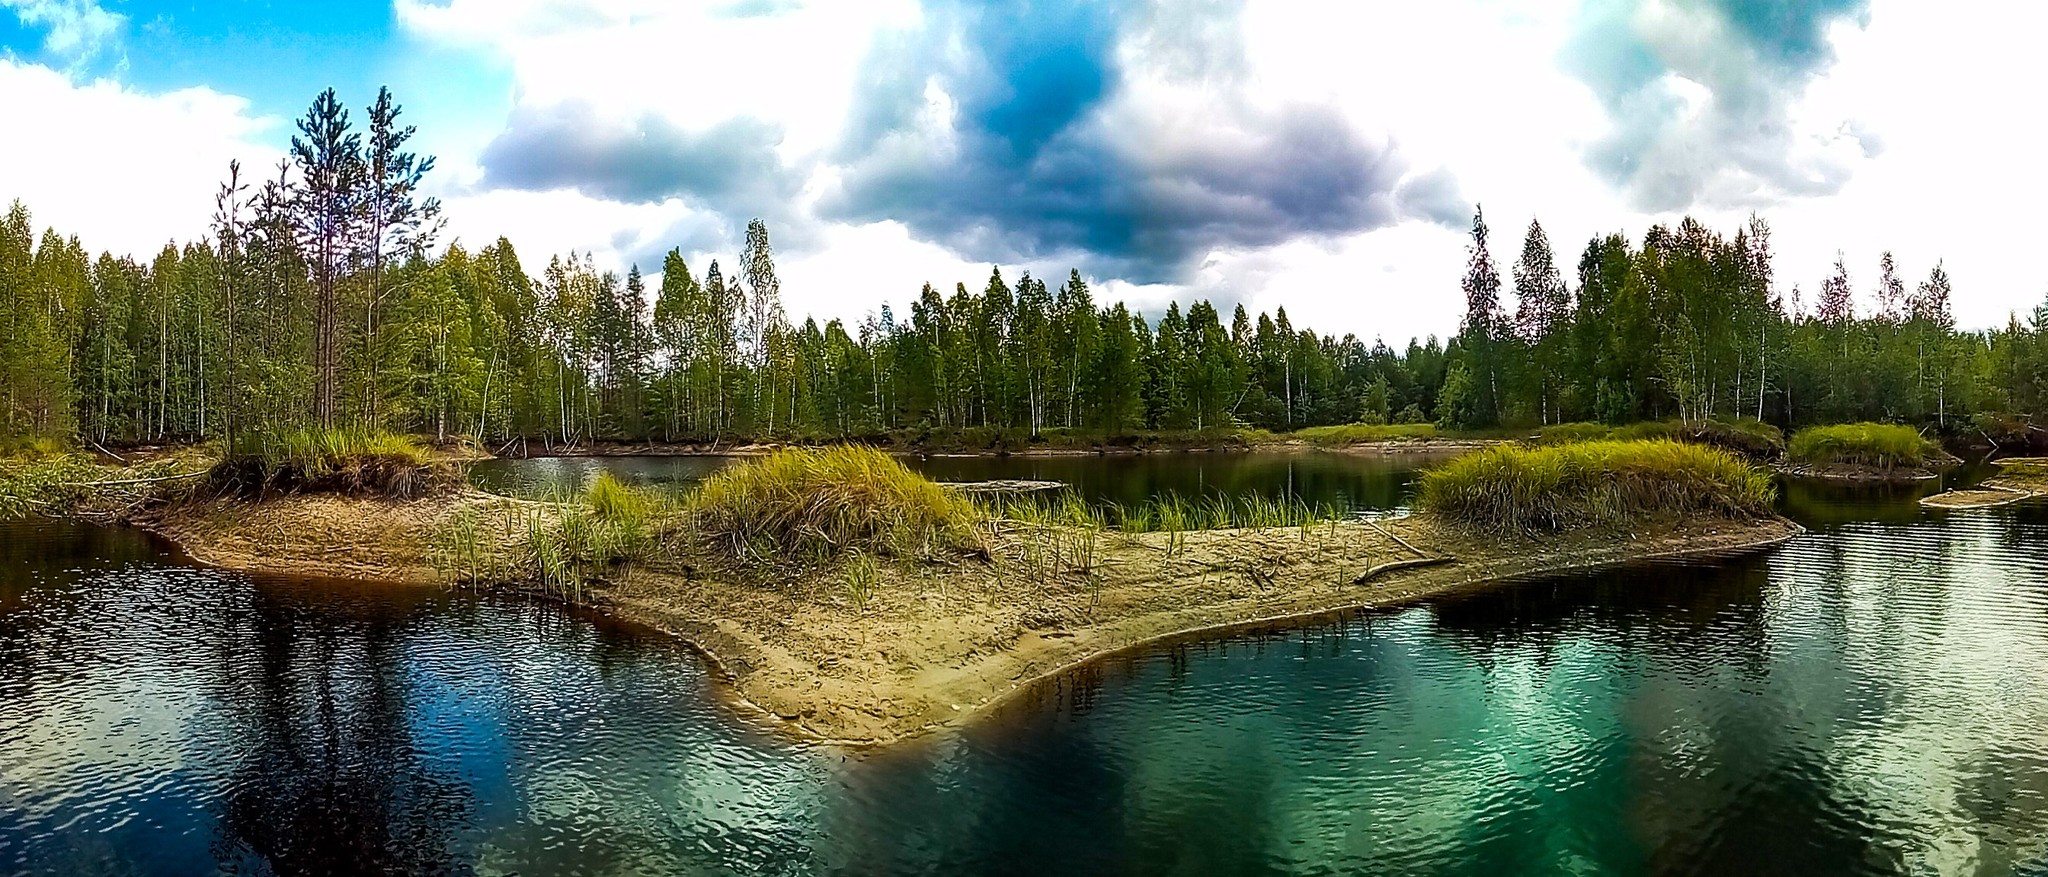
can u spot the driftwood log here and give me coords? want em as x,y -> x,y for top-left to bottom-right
1353,555 -> 1457,584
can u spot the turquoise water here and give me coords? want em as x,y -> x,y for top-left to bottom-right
3,457 -> 2046,875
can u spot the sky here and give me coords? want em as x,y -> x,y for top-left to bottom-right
1,0 -> 2043,343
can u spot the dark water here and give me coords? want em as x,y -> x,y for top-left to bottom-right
5,456 -> 2048,875
467,451 -> 1438,513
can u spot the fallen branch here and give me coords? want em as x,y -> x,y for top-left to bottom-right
90,440 -> 127,464
1353,555 -> 1456,585
1366,520 -> 1429,558
59,471 -> 208,488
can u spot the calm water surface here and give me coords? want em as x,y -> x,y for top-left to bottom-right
4,456 -> 2047,875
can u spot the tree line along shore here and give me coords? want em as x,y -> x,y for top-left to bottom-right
2,87 -> 2046,459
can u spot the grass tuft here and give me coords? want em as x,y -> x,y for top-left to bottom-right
1787,423 -> 1937,471
1418,439 -> 1775,532
688,446 -> 984,561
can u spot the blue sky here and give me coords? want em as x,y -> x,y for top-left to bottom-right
1,0 -> 2042,339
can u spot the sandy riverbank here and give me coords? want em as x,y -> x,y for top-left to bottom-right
143,492 -> 1801,746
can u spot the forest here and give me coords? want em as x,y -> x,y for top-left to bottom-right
3,87 -> 2047,451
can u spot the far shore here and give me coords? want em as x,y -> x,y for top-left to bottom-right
473,435 -> 1508,461
140,492 -> 1801,747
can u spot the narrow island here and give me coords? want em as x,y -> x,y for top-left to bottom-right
1774,422 -> 1961,483
7,433 -> 1800,745
1921,457 -> 2048,509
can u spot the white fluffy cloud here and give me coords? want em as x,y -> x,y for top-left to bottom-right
0,59 -> 278,256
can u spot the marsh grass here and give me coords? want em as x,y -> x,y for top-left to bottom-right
1291,423 -> 1440,446
843,551 -> 879,610
688,446 -> 984,561
212,427 -> 455,499
1787,423 -> 1938,471
1418,439 -> 1775,532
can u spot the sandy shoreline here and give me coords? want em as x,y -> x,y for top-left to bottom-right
141,493 -> 1802,747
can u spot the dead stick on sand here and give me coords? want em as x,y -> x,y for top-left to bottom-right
1353,555 -> 1456,584
1367,520 -> 1429,558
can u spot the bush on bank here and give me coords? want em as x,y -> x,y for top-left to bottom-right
209,428 -> 456,499
688,446 -> 984,561
1786,423 -> 1938,471
1418,439 -> 1776,532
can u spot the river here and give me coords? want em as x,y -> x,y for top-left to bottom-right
3,453 -> 2045,875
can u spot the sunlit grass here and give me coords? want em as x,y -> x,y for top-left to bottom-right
1418,439 -> 1775,532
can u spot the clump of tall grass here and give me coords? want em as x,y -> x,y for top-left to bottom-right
1418,439 -> 1775,532
687,446 -> 983,561
1291,423 -> 1439,446
516,472 -> 667,598
1787,423 -> 1937,471
210,427 -> 455,499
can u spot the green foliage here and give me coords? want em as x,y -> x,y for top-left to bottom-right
1787,423 -> 1938,470
1291,422 -> 1439,446
0,435 -> 71,459
9,100 -> 2048,453
688,446 -> 984,561
1418,439 -> 1776,532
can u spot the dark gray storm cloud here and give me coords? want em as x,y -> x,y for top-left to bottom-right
819,0 -> 1456,283
1565,0 -> 1875,211
477,101 -> 802,224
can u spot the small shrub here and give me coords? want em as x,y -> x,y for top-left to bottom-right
1788,423 -> 1936,471
1418,439 -> 1775,532
688,446 -> 983,561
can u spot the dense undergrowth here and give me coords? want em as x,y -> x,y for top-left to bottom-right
1786,423 -> 1941,471
1418,439 -> 1776,532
